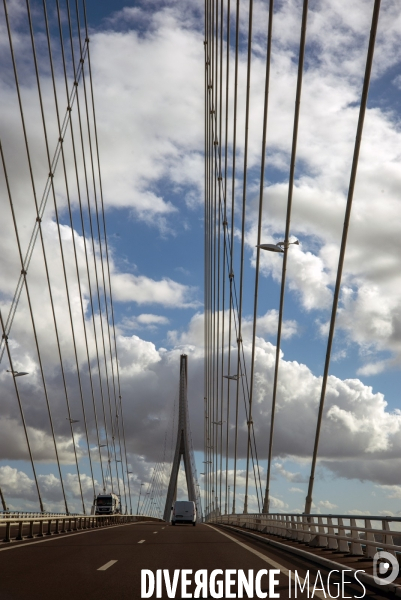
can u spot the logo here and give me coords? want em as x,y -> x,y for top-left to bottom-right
373,551 -> 399,585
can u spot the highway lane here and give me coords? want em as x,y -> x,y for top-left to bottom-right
0,521 -> 395,599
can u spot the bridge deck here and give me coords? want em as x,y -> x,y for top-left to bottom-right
0,521 -> 395,599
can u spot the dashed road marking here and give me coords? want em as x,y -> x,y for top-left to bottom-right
138,540 -> 145,543
97,560 -> 117,571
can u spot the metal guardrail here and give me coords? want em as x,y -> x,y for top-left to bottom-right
0,511 -> 81,519
209,513 -> 401,556
0,514 -> 163,543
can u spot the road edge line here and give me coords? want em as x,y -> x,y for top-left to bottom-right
210,523 -> 401,597
204,523 -> 327,599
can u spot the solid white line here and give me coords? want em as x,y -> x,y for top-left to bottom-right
206,525 -> 327,600
97,560 -> 117,571
138,540 -> 145,543
0,521 -> 147,553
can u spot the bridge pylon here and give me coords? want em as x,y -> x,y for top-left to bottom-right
163,354 -> 197,522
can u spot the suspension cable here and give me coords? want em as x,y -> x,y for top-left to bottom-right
82,0 -> 133,513
304,0 -> 381,515
263,0 -> 309,514
54,0 -> 106,493
64,0 -> 116,494
244,0 -> 275,513
3,0 -> 75,514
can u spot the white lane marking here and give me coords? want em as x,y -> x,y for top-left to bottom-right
138,540 -> 145,543
162,527 -> 165,529
206,525 -> 327,600
153,531 -> 157,534
0,521 -> 144,553
97,560 -> 117,571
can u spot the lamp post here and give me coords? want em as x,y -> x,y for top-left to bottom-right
6,370 -> 29,377
99,444 -> 107,493
255,239 -> 299,514
136,483 -> 144,515
127,472 -> 133,514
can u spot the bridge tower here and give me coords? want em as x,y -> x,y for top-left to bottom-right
163,354 -> 197,521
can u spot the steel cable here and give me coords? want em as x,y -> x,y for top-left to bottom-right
304,0 -> 382,515
244,0 -> 275,513
54,0 -> 107,494
64,0 -> 116,494
81,0 -> 133,513
3,0 -> 77,514
263,0 -> 309,514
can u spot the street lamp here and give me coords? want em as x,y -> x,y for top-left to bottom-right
6,370 -> 28,377
136,483 -> 144,515
66,418 -> 79,424
257,239 -> 299,253
223,374 -> 242,381
254,238 -> 299,514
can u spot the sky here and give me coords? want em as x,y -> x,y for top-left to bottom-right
0,0 -> 400,519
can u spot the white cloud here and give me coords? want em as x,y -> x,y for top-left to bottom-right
111,272 -> 199,307
347,509 -> 371,516
1,0 -> 401,516
318,500 -> 338,510
274,464 -> 308,484
378,485 -> 401,500
120,314 -> 170,332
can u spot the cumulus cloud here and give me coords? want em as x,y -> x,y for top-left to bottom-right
111,272 -> 199,307
120,313 -> 171,332
274,463 -> 308,484
377,485 -> 401,500
237,0 -> 401,372
3,309 -> 401,509
318,500 -> 338,510
1,0 -> 400,516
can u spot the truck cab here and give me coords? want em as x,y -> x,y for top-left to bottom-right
94,493 -> 121,515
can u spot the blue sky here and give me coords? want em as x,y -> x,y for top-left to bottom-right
0,0 -> 400,518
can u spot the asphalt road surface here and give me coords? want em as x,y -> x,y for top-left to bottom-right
0,521 -> 395,599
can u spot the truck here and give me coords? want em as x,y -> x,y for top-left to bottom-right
93,493 -> 121,515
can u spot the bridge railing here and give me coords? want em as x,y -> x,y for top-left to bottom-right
1,514 -> 163,543
209,513 -> 401,557
0,511 -> 81,519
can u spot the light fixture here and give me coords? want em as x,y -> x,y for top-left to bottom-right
7,369 -> 29,377
257,239 -> 299,253
223,374 -> 242,381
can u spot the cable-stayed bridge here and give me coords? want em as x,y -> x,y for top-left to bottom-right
1,0 -> 400,598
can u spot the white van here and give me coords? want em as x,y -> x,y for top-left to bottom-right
171,500 -> 197,526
